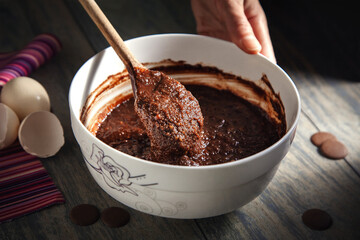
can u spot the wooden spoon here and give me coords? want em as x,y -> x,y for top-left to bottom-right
79,0 -> 141,95
79,0 -> 205,164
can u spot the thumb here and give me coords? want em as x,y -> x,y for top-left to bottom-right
221,1 -> 262,54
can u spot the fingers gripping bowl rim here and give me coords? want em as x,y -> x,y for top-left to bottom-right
69,34 -> 301,219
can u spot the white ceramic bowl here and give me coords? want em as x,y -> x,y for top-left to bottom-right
69,34 -> 301,219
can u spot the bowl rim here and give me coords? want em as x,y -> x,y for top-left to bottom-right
69,33 -> 301,171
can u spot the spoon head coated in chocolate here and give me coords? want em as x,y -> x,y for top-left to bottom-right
133,67 -> 205,164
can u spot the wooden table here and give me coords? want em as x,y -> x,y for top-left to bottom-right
1,0 -> 359,239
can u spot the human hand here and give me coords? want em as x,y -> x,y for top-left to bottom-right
191,0 -> 276,63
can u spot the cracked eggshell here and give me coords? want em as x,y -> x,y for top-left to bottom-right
18,111 -> 64,158
0,103 -> 20,150
0,77 -> 50,120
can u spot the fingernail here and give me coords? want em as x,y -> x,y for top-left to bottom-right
242,36 -> 262,53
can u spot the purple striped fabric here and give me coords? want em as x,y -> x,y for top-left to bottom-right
0,34 -> 64,223
0,143 -> 65,223
0,33 -> 61,87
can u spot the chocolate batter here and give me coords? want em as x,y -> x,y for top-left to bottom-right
85,60 -> 286,166
96,86 -> 283,166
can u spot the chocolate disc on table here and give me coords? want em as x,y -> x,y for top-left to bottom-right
310,132 -> 336,147
320,139 -> 348,159
302,208 -> 333,231
101,207 -> 130,228
70,204 -> 100,226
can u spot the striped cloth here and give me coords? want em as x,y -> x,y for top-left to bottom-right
0,143 -> 65,223
0,34 -> 64,223
0,33 -> 62,87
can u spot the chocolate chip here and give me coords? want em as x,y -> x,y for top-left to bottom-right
70,204 -> 100,226
101,207 -> 130,228
319,139 -> 348,159
310,132 -> 336,147
302,209 -> 333,231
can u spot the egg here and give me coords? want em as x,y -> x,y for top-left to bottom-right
18,111 -> 64,158
0,103 -> 20,150
0,77 -> 50,120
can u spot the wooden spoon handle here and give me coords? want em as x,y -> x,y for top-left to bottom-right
79,0 -> 142,71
